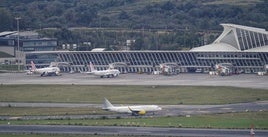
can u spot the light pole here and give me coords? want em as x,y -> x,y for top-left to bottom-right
15,17 -> 21,71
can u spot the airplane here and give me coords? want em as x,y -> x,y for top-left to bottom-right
26,61 -> 61,76
102,98 -> 162,116
215,63 -> 234,76
86,62 -> 120,78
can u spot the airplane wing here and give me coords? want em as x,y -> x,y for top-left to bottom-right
107,70 -> 120,77
91,69 -> 120,78
46,71 -> 60,76
80,71 -> 93,75
99,71 -> 118,78
39,68 -> 60,76
26,70 -> 34,75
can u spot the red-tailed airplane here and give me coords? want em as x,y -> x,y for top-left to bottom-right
27,61 -> 61,76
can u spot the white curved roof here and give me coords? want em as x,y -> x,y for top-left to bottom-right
190,23 -> 268,52
0,31 -> 17,37
91,48 -> 106,52
221,23 -> 267,33
245,45 -> 268,52
191,43 -> 239,52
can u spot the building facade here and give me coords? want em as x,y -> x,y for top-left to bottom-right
25,24 -> 268,73
0,31 -> 57,54
21,39 -> 57,52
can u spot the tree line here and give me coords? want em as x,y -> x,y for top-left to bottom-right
0,0 -> 267,50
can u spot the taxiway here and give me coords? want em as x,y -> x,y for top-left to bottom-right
0,72 -> 267,136
1,125 -> 268,137
0,73 -> 268,89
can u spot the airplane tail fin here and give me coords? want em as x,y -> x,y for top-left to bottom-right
102,97 -> 114,110
89,62 -> 95,72
30,61 -> 36,71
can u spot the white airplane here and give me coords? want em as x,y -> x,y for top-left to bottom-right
215,63 -> 234,76
27,61 -> 61,76
86,62 -> 120,78
102,98 -> 162,116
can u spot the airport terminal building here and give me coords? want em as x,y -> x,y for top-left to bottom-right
25,24 -> 268,73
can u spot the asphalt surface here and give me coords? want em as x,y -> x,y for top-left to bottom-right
0,101 -> 267,120
0,72 -> 268,136
1,125 -> 268,137
0,72 -> 268,89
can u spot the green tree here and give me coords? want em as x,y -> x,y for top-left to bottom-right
118,11 -> 129,19
75,7 -> 97,26
0,8 -> 13,31
54,28 -> 76,43
131,37 -> 143,50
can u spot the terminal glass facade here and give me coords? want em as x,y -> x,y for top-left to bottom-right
25,24 -> 268,73
25,51 -> 268,73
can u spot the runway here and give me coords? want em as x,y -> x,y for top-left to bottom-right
0,72 -> 268,89
1,125 -> 268,137
0,72 -> 268,136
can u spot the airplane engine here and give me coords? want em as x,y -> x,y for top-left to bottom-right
26,71 -> 33,75
41,72 -> 48,76
55,71 -> 60,75
129,107 -> 146,116
138,110 -> 146,115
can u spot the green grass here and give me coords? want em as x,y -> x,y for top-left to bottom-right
1,85 -> 267,130
0,85 -> 267,105
1,111 -> 267,129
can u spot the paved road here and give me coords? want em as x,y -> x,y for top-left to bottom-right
1,125 -> 267,137
0,73 -> 268,89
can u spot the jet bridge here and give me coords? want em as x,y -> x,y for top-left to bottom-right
215,63 -> 234,76
109,62 -> 128,74
159,63 -> 180,75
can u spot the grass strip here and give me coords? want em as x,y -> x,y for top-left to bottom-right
1,111 -> 267,129
0,85 -> 267,105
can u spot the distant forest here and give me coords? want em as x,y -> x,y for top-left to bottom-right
0,0 -> 267,50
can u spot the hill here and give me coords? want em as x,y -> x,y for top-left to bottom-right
0,0 -> 267,50
1,0 -> 267,30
